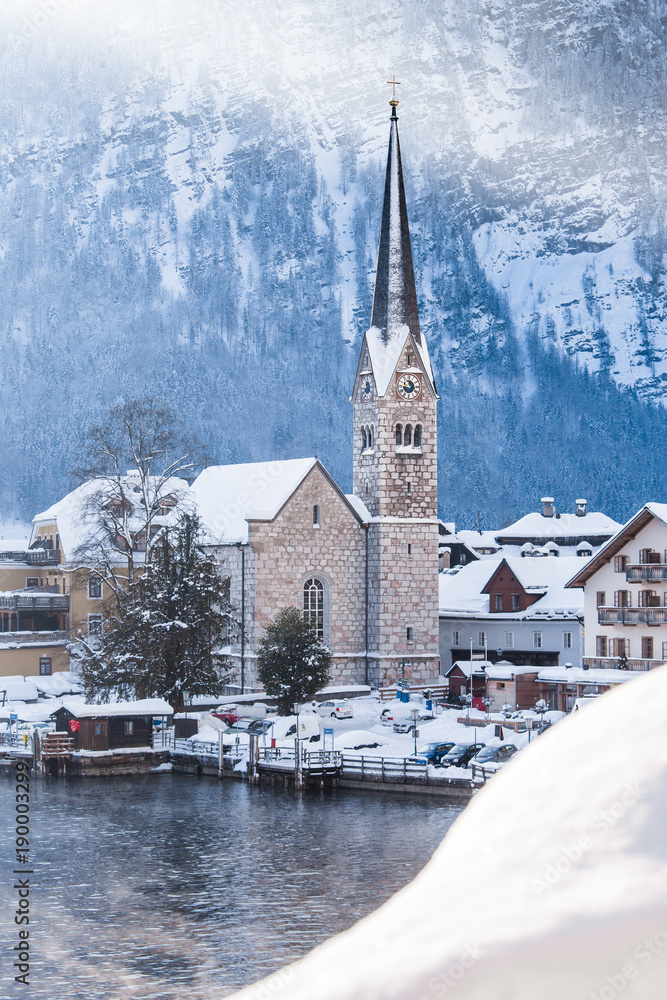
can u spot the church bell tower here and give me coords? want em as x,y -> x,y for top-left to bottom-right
352,91 -> 440,687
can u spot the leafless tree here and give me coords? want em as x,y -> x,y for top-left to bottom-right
71,397 -> 201,600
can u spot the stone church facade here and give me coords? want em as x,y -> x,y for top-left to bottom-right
194,99 -> 441,691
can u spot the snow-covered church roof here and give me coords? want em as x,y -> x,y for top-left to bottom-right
189,458 -> 319,544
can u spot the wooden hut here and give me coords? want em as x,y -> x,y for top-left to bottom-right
51,698 -> 173,752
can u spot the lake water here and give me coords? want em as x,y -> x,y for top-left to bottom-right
0,771 -> 462,999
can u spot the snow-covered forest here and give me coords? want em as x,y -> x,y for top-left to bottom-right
2,0 -> 667,527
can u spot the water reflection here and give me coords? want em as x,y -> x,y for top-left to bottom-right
0,772 -> 462,999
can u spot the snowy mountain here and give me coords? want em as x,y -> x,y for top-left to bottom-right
1,0 -> 667,525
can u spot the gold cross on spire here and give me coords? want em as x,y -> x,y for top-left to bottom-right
386,74 -> 401,99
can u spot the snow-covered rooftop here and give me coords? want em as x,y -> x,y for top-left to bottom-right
537,666 -> 646,685
53,697 -> 173,718
33,474 -> 189,561
189,458 -> 318,544
439,556 -> 584,618
496,509 -> 622,542
485,663 -> 540,680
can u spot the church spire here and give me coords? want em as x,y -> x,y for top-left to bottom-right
370,94 -> 421,346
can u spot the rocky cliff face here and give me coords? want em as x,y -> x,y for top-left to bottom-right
1,0 -> 666,524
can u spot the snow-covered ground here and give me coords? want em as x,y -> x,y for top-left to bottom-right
230,666 -> 667,1000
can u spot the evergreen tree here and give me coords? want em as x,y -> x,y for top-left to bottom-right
256,607 -> 331,716
73,513 -> 237,709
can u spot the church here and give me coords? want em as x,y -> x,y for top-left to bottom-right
192,95 -> 441,692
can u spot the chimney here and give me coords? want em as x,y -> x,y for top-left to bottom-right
575,498 -> 587,517
541,497 -> 555,518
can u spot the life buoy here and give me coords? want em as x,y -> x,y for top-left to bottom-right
69,719 -> 80,733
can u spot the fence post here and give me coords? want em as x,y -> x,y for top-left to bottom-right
294,738 -> 304,790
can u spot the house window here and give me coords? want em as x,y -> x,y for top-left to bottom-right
478,631 -> 486,647
563,632 -> 572,649
39,657 -> 52,676
614,555 -> 628,572
533,631 -> 543,649
123,720 -> 134,735
642,637 -> 654,659
88,614 -> 103,636
596,635 -> 608,657
406,626 -> 414,643
504,631 -> 514,649
303,578 -> 325,640
596,591 -> 606,607
494,594 -> 503,611
638,590 -> 658,608
95,723 -> 106,736
88,575 -> 102,599
662,642 -> 667,661
511,594 -> 520,611
313,505 -> 320,527
614,591 -> 631,608
611,638 -> 629,657
26,577 -> 39,588
413,425 -> 422,448
452,630 -> 460,646
497,682 -> 505,690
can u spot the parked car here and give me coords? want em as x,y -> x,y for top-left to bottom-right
313,699 -> 353,720
212,709 -> 238,726
440,743 -> 486,768
392,714 -> 433,735
407,741 -> 455,765
470,744 -> 518,766
225,719 -> 255,734
245,719 -> 274,736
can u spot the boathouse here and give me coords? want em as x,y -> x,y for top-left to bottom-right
51,698 -> 173,751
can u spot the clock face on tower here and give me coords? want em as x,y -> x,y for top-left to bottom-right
360,375 -> 375,403
396,372 -> 421,400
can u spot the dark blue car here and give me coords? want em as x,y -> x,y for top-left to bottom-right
407,741 -> 456,766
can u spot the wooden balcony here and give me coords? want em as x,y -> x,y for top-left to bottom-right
598,607 -> 667,626
26,549 -> 61,565
0,630 -> 69,644
626,565 -> 667,582
0,592 -> 69,612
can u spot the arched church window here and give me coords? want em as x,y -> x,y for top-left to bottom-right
404,424 -> 412,447
370,424 -> 375,448
395,424 -> 402,445
361,427 -> 367,450
414,424 -> 422,448
303,578 -> 325,640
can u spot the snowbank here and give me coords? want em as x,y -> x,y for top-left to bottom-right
230,666 -> 667,1000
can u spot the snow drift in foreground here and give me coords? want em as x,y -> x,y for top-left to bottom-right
231,667 -> 667,1000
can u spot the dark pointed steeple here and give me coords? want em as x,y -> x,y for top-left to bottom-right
370,100 -> 421,346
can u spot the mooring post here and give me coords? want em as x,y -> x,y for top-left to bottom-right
294,738 -> 304,790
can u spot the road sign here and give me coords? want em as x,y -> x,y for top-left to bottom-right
323,727 -> 334,750
10,713 -> 17,721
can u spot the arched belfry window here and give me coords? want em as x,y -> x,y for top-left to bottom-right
414,424 -> 422,448
303,578 -> 325,640
361,426 -> 367,451
404,424 -> 412,447
395,424 -> 403,445
370,424 -> 375,448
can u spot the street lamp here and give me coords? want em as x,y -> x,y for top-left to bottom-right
293,702 -> 301,741
410,706 -> 419,757
182,688 -> 190,738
